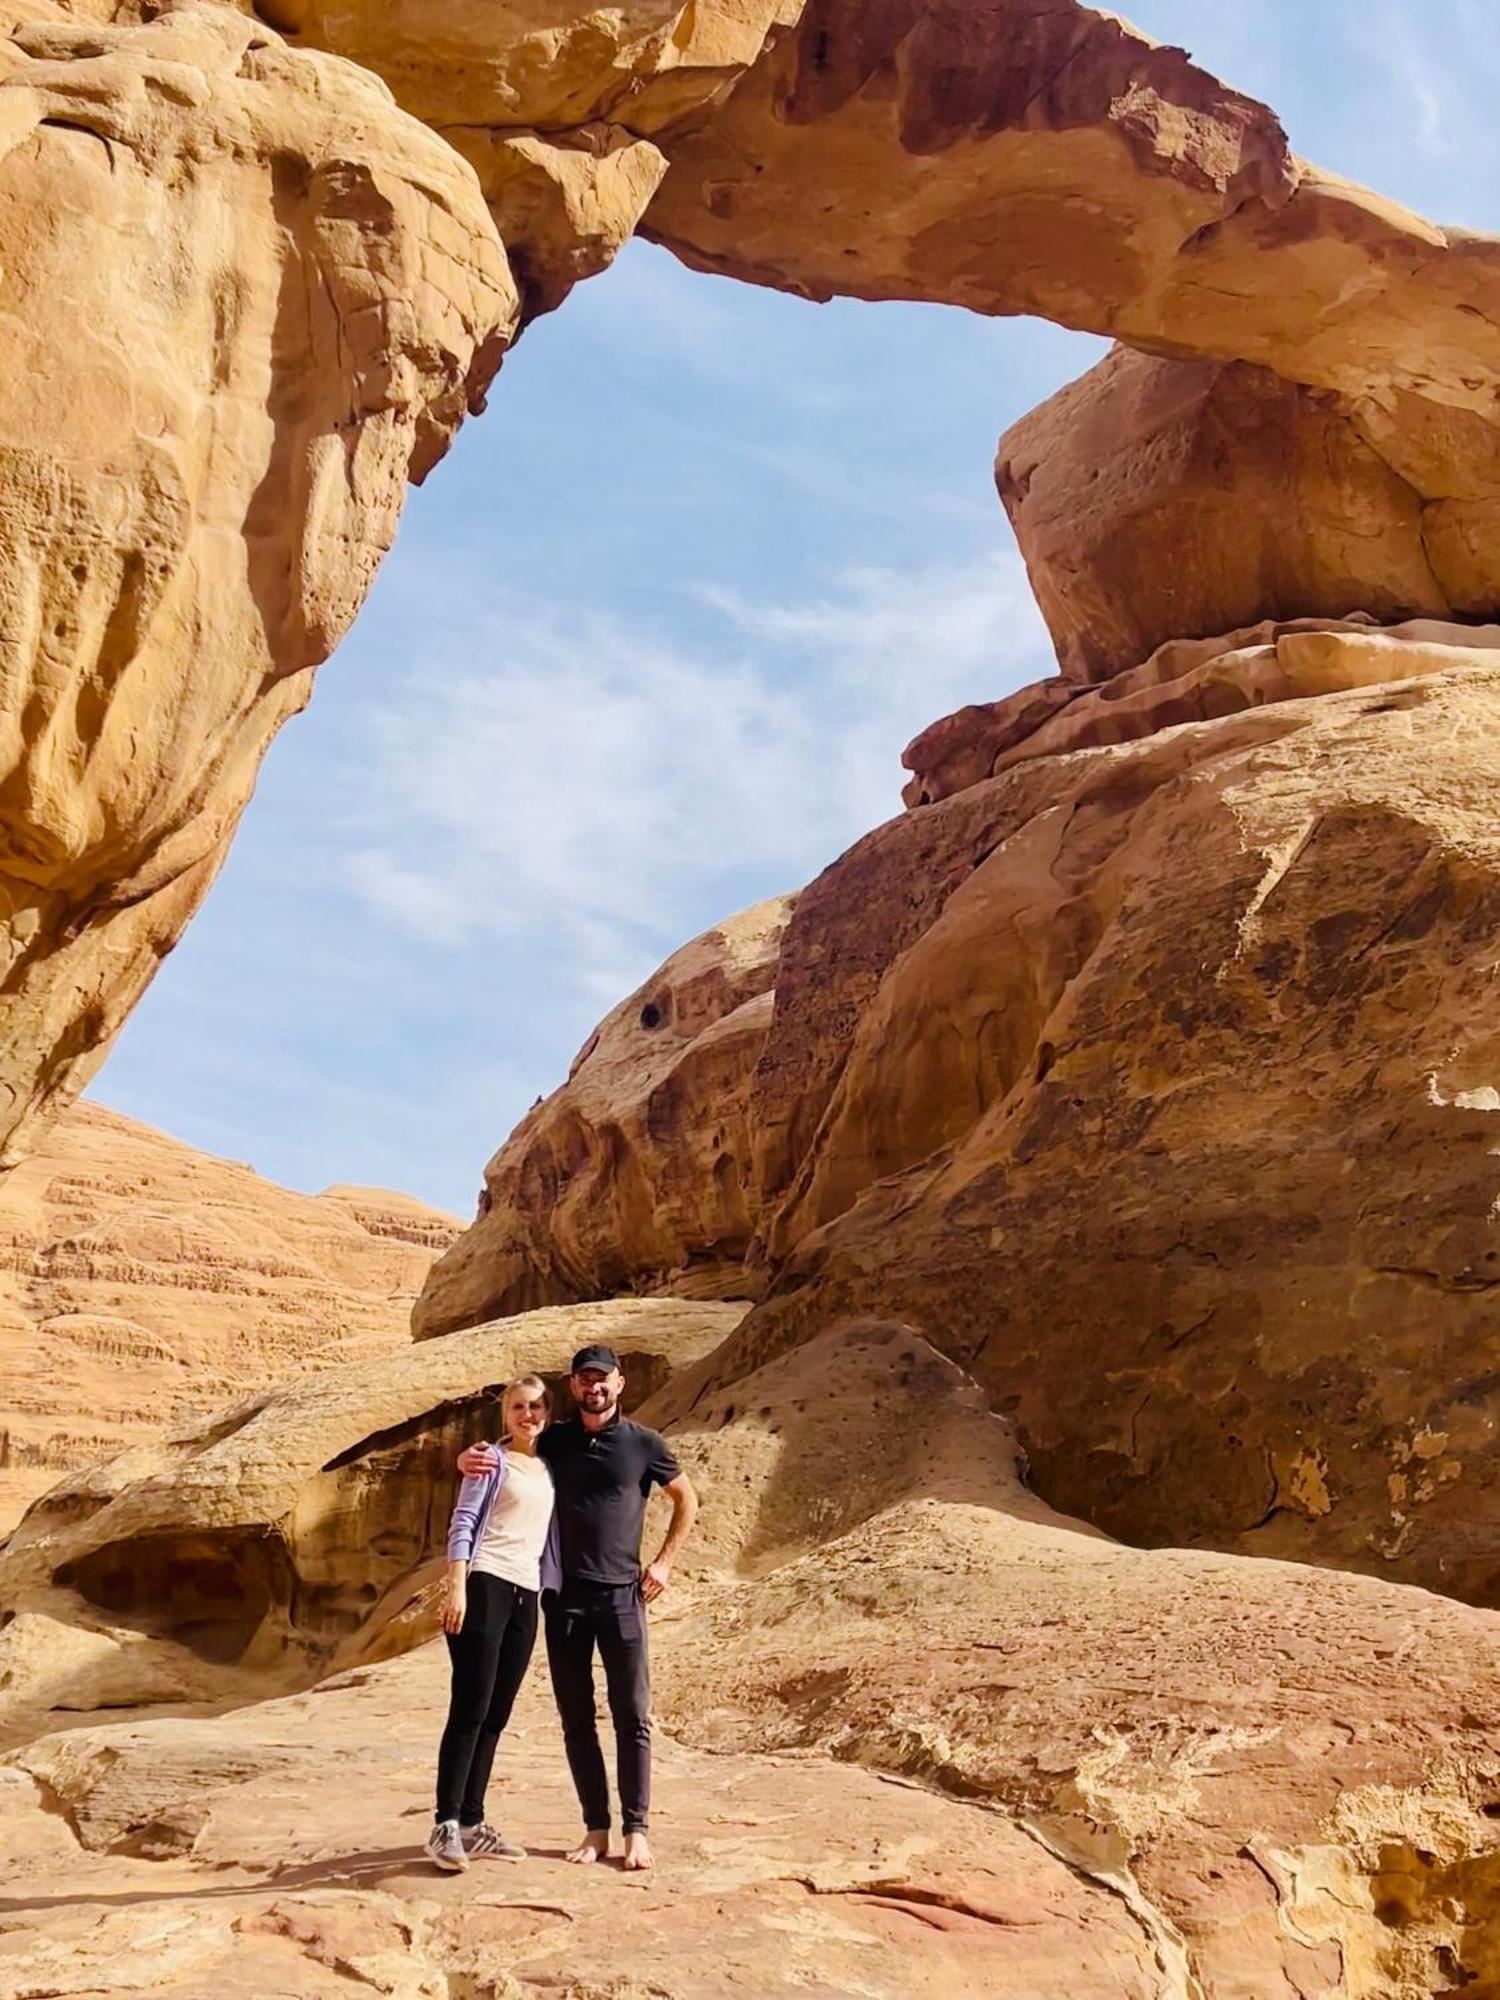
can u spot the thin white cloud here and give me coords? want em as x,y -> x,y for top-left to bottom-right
341,551 -> 1050,999
1357,0 -> 1459,163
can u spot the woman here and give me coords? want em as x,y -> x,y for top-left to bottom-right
427,1373 -> 560,1872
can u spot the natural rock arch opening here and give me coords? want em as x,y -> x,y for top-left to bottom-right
5,0 -> 1500,1617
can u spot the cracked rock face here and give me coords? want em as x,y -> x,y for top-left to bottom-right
414,895 -> 794,1340
0,5 -> 515,1171
0,1101 -> 460,1538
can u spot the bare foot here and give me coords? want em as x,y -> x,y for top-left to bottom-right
622,1832 -> 653,1871
565,1830 -> 609,1865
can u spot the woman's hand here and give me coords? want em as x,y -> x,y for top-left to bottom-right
443,1576 -> 467,1635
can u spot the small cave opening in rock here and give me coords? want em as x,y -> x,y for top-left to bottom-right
57,1529 -> 291,1665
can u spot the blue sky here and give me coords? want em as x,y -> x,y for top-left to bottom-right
90,2 -> 1500,1211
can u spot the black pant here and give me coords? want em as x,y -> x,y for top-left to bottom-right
435,1572 -> 538,1825
544,1580 -> 651,1834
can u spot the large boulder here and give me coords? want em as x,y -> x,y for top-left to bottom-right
0,1101 -> 459,1537
689,646 -> 1500,1608
995,347 -> 1473,684
0,6 -> 514,1170
414,895 -> 794,1339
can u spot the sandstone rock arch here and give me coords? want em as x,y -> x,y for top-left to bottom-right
4,0 -> 1500,1176
2,0 -> 1500,1616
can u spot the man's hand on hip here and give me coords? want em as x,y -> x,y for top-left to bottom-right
641,1559 -> 672,1603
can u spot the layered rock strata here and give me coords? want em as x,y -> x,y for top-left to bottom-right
414,896 -> 793,1339
0,1101 -> 459,1537
0,5 -> 515,1169
901,615 -> 1500,804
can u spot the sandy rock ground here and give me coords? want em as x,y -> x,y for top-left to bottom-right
5,1315 -> 1500,1996
0,1648 -> 1166,1999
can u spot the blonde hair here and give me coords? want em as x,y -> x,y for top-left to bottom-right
499,1373 -> 550,1443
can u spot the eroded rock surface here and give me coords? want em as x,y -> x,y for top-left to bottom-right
0,1298 -> 740,1740
995,346 -> 1498,684
425,644 -> 1500,1608
703,657 -> 1500,1608
901,616 -> 1500,804
442,120 -> 669,325
4,1322 -> 1500,1997
0,4 -> 514,1170
414,896 -> 793,1339
648,1324 -> 1500,1998
0,1101 -> 459,1537
234,0 -> 793,324
245,0 -> 794,136
643,0 -> 1500,424
0,1649 -> 1166,1998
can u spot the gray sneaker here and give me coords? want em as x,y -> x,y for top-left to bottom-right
463,1820 -> 526,1860
426,1819 -> 469,1872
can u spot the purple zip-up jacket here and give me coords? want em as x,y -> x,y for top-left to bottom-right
445,1445 -> 562,1593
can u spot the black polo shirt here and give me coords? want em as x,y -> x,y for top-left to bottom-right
537,1413 -> 681,1586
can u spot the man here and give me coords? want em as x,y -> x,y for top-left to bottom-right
457,1342 -> 698,1870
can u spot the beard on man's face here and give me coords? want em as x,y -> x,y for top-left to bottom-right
576,1377 -> 619,1410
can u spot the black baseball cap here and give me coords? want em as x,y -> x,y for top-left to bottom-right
570,1343 -> 621,1374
